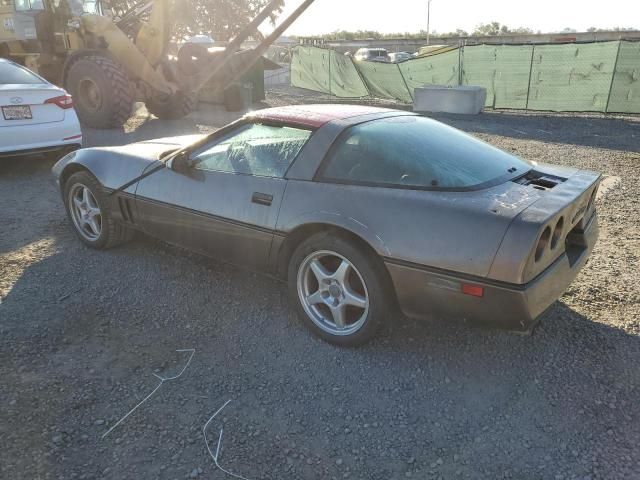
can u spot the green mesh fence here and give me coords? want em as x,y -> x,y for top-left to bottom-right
527,41 -> 619,112
291,46 -> 368,97
290,42 -> 640,113
291,46 -> 331,94
399,49 -> 460,92
461,44 -> 533,109
608,41 -> 640,113
329,50 -> 370,98
356,61 -> 412,103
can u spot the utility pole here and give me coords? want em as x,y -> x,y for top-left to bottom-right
426,0 -> 432,45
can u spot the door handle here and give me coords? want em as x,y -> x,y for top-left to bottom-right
251,192 -> 273,206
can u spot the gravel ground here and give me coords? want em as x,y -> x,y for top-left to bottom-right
1,93 -> 639,480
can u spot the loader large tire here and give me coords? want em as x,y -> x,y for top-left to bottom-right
66,55 -> 134,129
145,91 -> 197,120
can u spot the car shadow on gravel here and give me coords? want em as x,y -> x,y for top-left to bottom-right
0,152 -> 62,176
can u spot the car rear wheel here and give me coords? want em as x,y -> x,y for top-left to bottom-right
64,171 -> 133,249
288,233 -> 389,346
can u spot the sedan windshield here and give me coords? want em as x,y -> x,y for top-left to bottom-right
321,116 -> 531,190
0,61 -> 46,85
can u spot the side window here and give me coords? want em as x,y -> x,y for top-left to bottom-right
192,123 -> 311,178
321,126 -> 409,185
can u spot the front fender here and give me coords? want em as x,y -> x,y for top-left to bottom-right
52,147 -> 161,194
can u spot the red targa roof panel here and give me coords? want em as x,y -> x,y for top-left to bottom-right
247,104 -> 392,128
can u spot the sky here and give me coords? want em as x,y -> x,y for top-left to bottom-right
272,0 -> 639,36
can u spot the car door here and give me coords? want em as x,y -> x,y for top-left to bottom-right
134,122 -> 312,272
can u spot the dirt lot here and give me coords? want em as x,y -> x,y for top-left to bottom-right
1,92 -> 639,480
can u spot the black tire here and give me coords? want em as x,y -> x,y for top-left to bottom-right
0,43 -> 10,59
66,55 -> 134,128
63,171 -> 134,249
145,91 -> 197,120
288,232 -> 390,346
224,84 -> 250,112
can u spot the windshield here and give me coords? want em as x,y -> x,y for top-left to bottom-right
369,50 -> 387,57
321,116 -> 531,190
65,0 -> 101,15
13,0 -> 45,11
0,61 -> 46,85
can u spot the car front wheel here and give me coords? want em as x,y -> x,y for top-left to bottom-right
64,171 -> 133,249
288,233 -> 390,346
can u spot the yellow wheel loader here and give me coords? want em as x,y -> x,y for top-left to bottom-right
0,0 -> 315,128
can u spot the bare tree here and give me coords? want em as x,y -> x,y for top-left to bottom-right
110,0 -> 284,41
472,22 -> 533,36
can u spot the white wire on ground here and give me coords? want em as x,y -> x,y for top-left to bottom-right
203,399 -> 254,480
102,348 -> 196,439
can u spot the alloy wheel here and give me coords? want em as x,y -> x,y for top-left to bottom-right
297,250 -> 370,336
68,183 -> 102,241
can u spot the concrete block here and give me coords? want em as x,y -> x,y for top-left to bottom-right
413,86 -> 487,114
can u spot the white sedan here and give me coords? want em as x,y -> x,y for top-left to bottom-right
0,58 -> 82,157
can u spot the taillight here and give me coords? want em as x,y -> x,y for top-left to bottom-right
550,217 -> 564,250
45,94 -> 74,109
534,226 -> 552,262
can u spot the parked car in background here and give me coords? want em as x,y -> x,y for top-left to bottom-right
354,48 -> 390,63
0,58 -> 82,158
389,52 -> 412,63
52,105 -> 600,346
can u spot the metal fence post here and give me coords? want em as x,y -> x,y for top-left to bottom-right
605,40 -> 623,113
352,56 -> 371,98
525,45 -> 536,111
328,48 -> 332,96
458,43 -> 463,86
398,63 -> 414,102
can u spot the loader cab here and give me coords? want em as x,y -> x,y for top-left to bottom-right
11,0 -> 104,44
13,0 -> 102,15
64,0 -> 103,16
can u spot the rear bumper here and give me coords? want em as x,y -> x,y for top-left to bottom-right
0,143 -> 81,158
0,114 -> 82,155
386,213 -> 598,332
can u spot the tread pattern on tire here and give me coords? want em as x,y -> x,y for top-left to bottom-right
65,171 -> 134,249
67,55 -> 134,128
145,91 -> 197,120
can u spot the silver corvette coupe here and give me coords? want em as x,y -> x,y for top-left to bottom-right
52,105 -> 600,346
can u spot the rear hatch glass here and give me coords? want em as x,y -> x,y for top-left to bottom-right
321,116 -> 532,190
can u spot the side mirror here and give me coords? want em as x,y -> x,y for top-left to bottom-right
170,150 -> 194,174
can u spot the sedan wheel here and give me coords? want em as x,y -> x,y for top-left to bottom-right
298,250 -> 370,336
289,233 -> 390,346
68,183 -> 102,241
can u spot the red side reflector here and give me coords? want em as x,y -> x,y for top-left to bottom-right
63,134 -> 82,141
462,283 -> 484,297
45,94 -> 74,109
